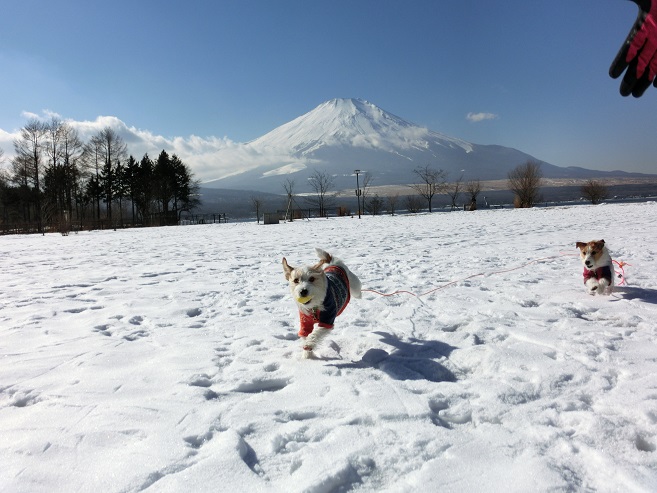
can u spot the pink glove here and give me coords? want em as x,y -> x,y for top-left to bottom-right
610,0 -> 657,97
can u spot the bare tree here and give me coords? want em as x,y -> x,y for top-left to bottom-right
43,118 -> 84,225
306,169 -> 334,217
386,193 -> 399,215
365,194 -> 384,215
8,153 -> 35,224
465,179 -> 482,211
251,195 -> 263,223
508,160 -> 543,208
580,179 -> 609,204
61,124 -> 84,217
91,127 -> 127,222
360,171 -> 374,215
0,148 -> 9,224
446,173 -> 464,210
10,153 -> 32,188
282,178 -> 296,221
13,119 -> 48,232
0,149 -> 7,190
44,117 -> 64,170
405,194 -> 424,213
82,137 -> 103,220
409,165 -> 447,212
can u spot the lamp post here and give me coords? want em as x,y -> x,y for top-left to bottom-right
354,169 -> 362,219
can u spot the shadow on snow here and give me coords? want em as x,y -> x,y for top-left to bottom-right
331,331 -> 457,383
612,286 -> 657,305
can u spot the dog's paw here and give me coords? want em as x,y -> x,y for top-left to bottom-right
302,341 -> 316,356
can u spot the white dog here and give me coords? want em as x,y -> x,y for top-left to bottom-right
282,248 -> 361,357
576,239 -> 614,295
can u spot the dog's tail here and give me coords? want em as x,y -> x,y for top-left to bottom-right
315,248 -> 332,265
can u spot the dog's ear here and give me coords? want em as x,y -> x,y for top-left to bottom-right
595,240 -> 606,250
282,258 -> 294,280
575,242 -> 586,250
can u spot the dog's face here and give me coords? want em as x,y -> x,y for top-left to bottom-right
576,240 -> 606,270
282,258 -> 328,309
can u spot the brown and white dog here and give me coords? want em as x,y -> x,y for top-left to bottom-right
576,240 -> 614,295
282,248 -> 361,358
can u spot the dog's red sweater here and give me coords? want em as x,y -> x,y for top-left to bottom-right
298,265 -> 351,337
583,265 -> 612,284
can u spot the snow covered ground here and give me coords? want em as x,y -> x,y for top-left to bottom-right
2,202 -> 657,492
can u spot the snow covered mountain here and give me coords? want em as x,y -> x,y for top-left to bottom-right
249,98 -> 473,156
204,98 -> 640,193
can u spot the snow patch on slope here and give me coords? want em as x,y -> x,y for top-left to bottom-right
249,98 -> 473,156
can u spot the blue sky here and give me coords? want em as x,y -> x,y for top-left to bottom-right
1,0 -> 656,177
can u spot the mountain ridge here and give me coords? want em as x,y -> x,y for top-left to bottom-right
204,98 -> 653,193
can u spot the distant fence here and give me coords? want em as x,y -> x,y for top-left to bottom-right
274,207 -> 353,222
179,213 -> 226,225
1,212 -> 228,236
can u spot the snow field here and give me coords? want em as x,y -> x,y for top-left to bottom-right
1,202 -> 657,492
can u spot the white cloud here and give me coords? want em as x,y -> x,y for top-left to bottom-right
466,112 -> 499,123
0,111 -> 295,183
43,109 -> 63,119
20,111 -> 41,120
0,112 -> 443,182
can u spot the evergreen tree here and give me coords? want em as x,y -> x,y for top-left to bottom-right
134,154 -> 155,224
124,155 -> 139,224
91,127 -> 127,222
170,154 -> 200,220
114,161 -> 128,227
154,150 -> 176,224
85,176 -> 102,224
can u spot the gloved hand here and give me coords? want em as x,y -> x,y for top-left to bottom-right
610,0 -> 657,97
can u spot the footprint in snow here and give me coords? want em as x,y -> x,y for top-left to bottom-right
93,324 -> 112,336
123,330 -> 148,341
64,307 -> 87,314
188,374 -> 213,388
186,308 -> 202,317
9,389 -> 41,408
233,378 -> 290,394
184,431 -> 214,449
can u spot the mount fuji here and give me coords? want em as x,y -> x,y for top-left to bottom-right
203,98 -> 640,193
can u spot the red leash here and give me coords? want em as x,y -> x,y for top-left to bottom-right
363,254 -> 632,298
613,260 -> 630,286
362,253 -> 582,299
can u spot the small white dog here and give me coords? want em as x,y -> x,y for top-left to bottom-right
576,239 -> 614,295
282,248 -> 361,357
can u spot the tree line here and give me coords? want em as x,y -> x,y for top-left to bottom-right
262,165 -> 487,220
264,159 -> 609,220
0,118 -> 200,234
266,166 -> 485,221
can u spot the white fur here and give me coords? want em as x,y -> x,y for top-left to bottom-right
576,240 -> 614,295
299,329 -> 331,358
282,248 -> 361,356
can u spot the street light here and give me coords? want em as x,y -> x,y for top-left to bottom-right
354,169 -> 362,219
